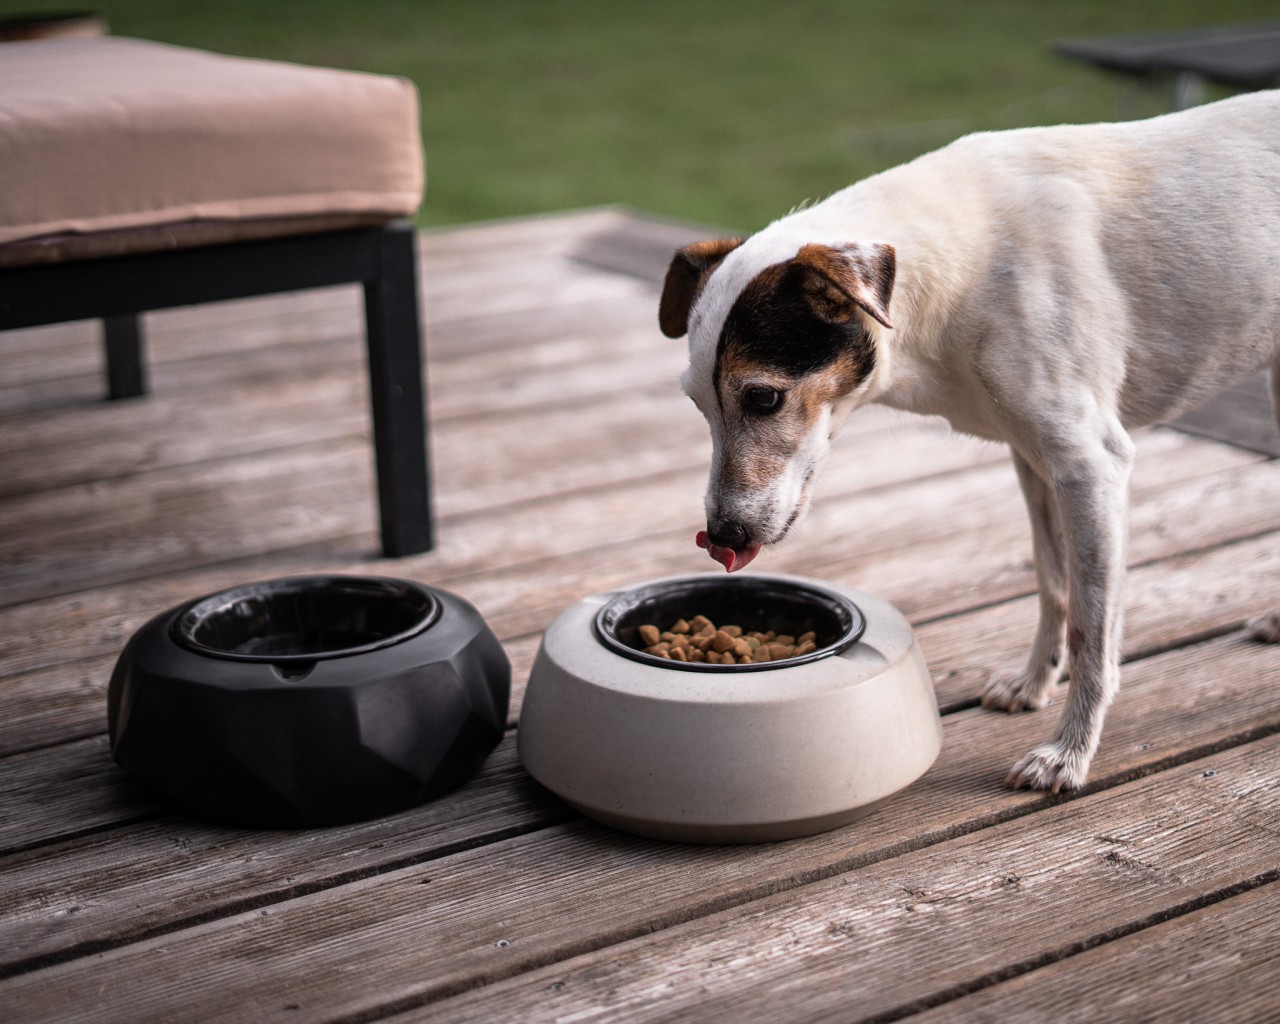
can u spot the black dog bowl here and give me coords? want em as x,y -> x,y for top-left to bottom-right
108,575 -> 510,827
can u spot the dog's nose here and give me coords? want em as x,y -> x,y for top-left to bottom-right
706,519 -> 750,549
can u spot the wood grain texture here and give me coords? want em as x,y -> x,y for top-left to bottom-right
905,880 -> 1280,1024
412,737 -> 1280,1024
0,739 -> 573,973
0,209 -> 1277,1024
2,631 -> 1277,1017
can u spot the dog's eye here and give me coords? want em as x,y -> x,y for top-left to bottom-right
743,386 -> 783,414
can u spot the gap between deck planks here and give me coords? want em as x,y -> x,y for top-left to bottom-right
1,208 -> 1277,1024
903,880 -> 1280,1024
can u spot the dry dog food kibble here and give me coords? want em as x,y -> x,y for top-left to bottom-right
638,615 -> 818,665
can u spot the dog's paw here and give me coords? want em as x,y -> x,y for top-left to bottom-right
1005,743 -> 1090,793
1247,611 -> 1280,644
981,670 -> 1056,713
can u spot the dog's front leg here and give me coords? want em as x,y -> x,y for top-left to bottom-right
983,451 -> 1068,711
1006,425 -> 1135,793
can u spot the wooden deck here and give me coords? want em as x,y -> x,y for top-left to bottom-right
2,207 -> 1279,1023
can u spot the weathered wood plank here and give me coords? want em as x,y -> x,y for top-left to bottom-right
0,318 -> 942,522
905,881 -> 1280,1024
924,529 -> 1280,709
0,266 -> 646,417
0,736 -> 159,856
0,284 -> 361,406
0,287 -> 668,482
0,356 -> 921,517
0,208 -> 652,428
3,213 -> 1264,619
0,358 -> 979,594
0,738 -> 573,975
0,419 -> 995,664
1174,370 -> 1280,458
0,655 -> 113,756
1,629 -> 1276,1002
1,641 -> 1276,1023
412,736 -> 1280,1024
570,209 -> 719,285
0,439 -> 379,607
418,207 -> 639,261
0,418 -> 986,615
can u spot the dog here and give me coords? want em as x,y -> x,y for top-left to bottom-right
659,90 -> 1280,793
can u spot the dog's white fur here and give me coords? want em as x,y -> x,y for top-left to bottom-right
670,91 -> 1280,792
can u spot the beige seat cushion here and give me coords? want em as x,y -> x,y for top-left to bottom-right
0,36 -> 424,265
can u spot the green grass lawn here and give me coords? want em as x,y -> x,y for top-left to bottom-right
6,0 -> 1276,231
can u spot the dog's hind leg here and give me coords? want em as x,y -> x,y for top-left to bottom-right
1246,359 -> 1280,643
1006,419 -> 1135,792
982,451 -> 1068,711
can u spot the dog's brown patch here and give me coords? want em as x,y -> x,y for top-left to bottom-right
794,242 -> 896,329
716,248 -> 882,389
659,237 -> 744,338
715,349 -> 866,493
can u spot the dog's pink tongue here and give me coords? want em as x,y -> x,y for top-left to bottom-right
695,530 -> 761,573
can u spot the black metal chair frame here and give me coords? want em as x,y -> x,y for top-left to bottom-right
0,219 -> 433,556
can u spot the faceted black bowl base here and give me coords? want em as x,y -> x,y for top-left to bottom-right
108,576 -> 510,828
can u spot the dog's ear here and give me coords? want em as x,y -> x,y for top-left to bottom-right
659,237 -> 744,338
792,242 -> 896,329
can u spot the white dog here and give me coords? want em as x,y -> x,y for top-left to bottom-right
660,91 -> 1280,793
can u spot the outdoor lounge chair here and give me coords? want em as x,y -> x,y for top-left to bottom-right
0,35 -> 433,555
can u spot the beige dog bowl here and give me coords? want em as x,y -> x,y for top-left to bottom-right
518,574 -> 941,843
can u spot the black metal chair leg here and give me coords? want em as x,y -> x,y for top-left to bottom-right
104,313 -> 147,399
6,223 -> 435,557
363,221 -> 433,556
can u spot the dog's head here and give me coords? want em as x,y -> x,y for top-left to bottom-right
661,235 -> 895,571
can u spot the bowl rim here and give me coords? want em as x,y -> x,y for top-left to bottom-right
593,573 -> 867,673
169,574 -> 442,664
